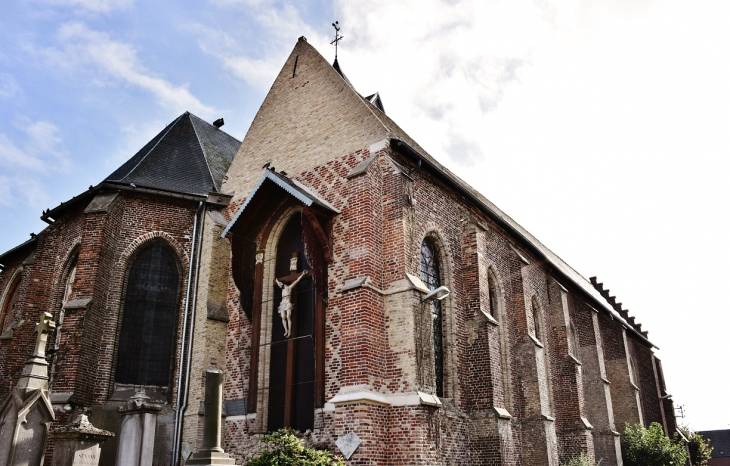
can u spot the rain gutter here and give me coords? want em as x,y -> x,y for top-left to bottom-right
171,201 -> 205,465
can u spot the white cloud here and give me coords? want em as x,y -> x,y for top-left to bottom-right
41,0 -> 133,13
332,0 -> 730,429
0,176 -> 51,209
39,22 -> 215,118
195,2 -> 329,90
0,120 -> 68,208
0,73 -> 21,99
209,0 -> 270,6
107,120 -> 166,169
0,120 -> 69,173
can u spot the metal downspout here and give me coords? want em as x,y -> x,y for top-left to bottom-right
172,201 -> 204,465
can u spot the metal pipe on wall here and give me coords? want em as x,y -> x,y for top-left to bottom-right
171,201 -> 204,465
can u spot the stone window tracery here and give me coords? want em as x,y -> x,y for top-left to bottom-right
421,238 -> 444,398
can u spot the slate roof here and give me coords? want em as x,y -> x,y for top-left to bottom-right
699,430 -> 730,458
332,58 -> 354,88
365,93 -> 385,114
105,112 -> 240,195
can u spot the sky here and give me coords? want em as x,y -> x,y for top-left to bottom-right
1,0 -> 728,431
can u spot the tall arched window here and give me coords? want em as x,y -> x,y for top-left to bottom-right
116,241 -> 180,388
421,238 -> 444,397
0,272 -> 22,336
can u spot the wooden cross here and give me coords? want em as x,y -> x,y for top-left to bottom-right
331,21 -> 344,60
33,311 -> 56,359
274,252 -> 308,285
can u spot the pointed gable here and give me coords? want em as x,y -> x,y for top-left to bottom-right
222,37 -> 393,201
106,112 -> 240,195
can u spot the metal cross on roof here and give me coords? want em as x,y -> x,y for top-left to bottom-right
331,21 -> 343,59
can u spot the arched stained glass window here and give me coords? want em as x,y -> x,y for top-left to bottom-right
0,273 -> 22,335
421,239 -> 444,397
116,241 -> 179,387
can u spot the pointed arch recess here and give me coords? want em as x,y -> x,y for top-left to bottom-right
0,268 -> 23,335
248,204 -> 326,432
486,265 -> 513,411
530,295 -> 554,416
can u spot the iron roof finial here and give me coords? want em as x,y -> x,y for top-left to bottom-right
331,21 -> 343,60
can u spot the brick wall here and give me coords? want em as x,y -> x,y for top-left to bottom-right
0,189 -> 200,464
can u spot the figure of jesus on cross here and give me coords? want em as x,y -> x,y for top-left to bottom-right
275,252 -> 310,338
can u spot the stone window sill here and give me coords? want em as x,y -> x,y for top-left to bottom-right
110,384 -> 169,403
481,310 -> 499,326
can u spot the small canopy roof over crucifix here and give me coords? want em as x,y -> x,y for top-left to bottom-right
221,169 -> 339,238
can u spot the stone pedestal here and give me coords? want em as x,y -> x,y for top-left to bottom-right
186,369 -> 236,465
116,391 -> 161,466
0,312 -> 56,466
51,414 -> 114,466
0,390 -> 55,466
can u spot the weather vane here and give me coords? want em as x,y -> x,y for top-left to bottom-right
331,21 -> 343,60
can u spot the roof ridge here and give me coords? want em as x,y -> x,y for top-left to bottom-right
326,57 -> 394,136
188,114 -> 217,192
187,112 -> 240,143
119,113 -> 185,181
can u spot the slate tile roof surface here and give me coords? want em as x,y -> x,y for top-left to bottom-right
699,430 -> 730,458
105,112 -> 240,195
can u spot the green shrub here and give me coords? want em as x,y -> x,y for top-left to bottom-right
247,429 -> 345,466
561,452 -> 600,466
621,422 -> 688,466
679,425 -> 713,466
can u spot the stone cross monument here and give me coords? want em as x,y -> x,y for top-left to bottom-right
0,312 -> 56,466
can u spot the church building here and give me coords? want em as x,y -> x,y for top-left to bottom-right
0,37 -> 676,465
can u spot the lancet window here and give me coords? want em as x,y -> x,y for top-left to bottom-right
421,238 -> 444,398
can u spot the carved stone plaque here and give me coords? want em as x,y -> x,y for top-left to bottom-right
72,444 -> 102,466
336,431 -> 361,460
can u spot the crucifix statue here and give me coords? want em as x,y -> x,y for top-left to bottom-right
275,252 -> 310,338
